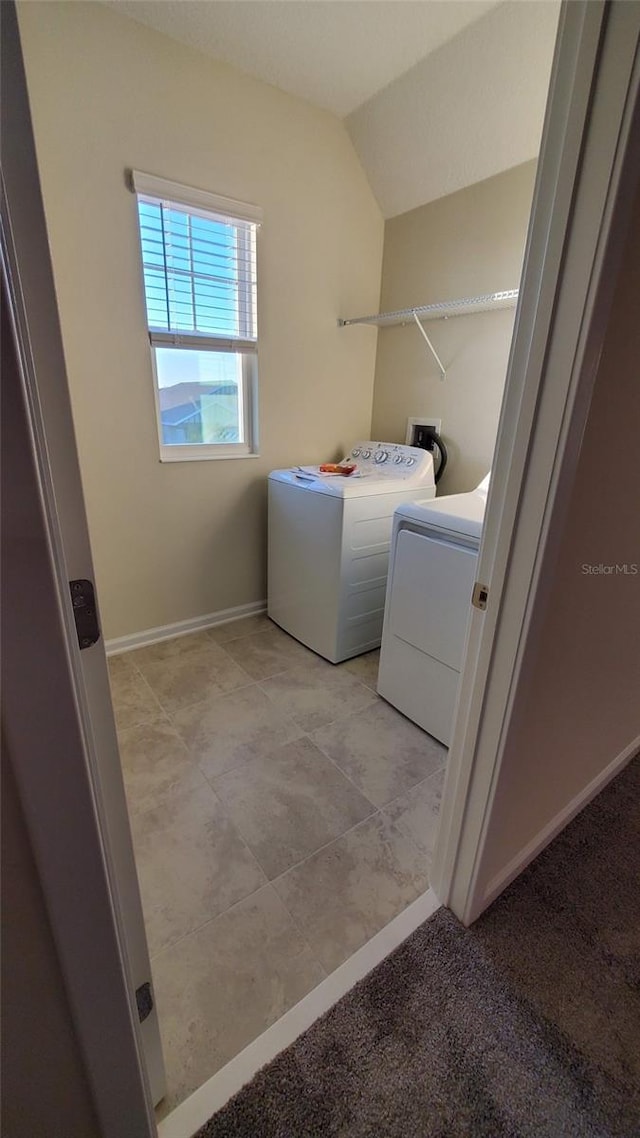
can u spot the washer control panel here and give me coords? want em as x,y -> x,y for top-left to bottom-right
345,442 -> 433,483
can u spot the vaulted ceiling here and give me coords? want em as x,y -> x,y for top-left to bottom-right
104,1 -> 560,217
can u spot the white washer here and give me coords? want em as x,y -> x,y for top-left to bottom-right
377,476 -> 490,745
268,443 -> 436,663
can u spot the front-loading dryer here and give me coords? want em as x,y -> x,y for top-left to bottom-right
377,477 -> 489,745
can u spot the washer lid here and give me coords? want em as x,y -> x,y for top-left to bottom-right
268,444 -> 436,498
394,489 -> 487,539
268,468 -> 428,498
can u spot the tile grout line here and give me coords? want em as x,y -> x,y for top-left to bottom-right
267,806 -> 435,978
265,883 -> 330,983
129,741 -> 347,969
163,677 -> 258,720
127,762 -> 437,966
147,878 -> 324,976
112,626 -> 439,941
187,691 -> 395,886
152,877 -> 329,1118
252,746 -> 447,890
168,754 -> 394,962
119,655 -> 167,719
195,745 -> 379,896
307,703 -> 448,800
258,659 -> 377,698
120,689 -> 442,872
298,727 -> 382,810
117,626 -> 298,712
140,656 -> 322,725
170,698 -> 304,784
257,678 -> 379,737
114,675 -> 445,848
268,809 -> 384,888
115,711 -> 171,735
382,762 -> 448,813
250,773 -> 387,969
113,628 -> 392,1082
132,639 -> 257,716
376,763 -> 448,868
113,640 -> 440,1109
148,875 -> 271,965
152,799 -> 435,1108
116,623 -> 380,731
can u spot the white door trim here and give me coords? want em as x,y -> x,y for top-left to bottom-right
431,0 -> 640,923
2,3 -> 161,1129
1,231 -> 157,1137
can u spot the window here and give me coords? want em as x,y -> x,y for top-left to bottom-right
131,171 -> 261,460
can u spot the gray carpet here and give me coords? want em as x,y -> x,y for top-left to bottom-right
197,757 -> 640,1137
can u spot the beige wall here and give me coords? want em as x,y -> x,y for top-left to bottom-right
18,1 -> 383,640
371,162 -> 537,494
475,181 -> 640,895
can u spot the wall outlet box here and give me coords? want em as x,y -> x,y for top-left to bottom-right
406,416 -> 442,446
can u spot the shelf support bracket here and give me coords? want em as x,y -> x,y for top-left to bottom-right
413,312 -> 446,380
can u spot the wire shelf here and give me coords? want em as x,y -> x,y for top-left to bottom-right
339,289 -> 519,328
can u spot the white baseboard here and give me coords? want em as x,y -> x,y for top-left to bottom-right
105,601 -> 267,656
157,888 -> 441,1138
479,736 -> 640,916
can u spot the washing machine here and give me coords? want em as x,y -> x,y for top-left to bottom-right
268,443 -> 436,663
377,476 -> 490,745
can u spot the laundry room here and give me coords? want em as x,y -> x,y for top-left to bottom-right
14,0 -> 560,1122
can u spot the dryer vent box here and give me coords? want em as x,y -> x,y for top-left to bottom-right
406,417 -> 442,448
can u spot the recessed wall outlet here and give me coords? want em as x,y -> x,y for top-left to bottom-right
406,416 -> 442,446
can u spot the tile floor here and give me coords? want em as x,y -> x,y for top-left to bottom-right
108,615 -> 447,1112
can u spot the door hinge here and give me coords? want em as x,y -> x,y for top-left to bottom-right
136,981 -> 154,1024
69,579 -> 101,649
472,581 -> 489,611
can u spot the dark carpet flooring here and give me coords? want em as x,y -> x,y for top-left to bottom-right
197,757 -> 640,1137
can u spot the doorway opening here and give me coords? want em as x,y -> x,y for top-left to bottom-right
16,0 -> 640,1131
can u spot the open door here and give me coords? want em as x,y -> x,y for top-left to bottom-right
1,0 -> 166,1120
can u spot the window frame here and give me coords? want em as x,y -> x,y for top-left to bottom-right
131,171 -> 261,462
149,340 -> 259,462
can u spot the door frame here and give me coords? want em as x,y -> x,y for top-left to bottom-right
431,0 -> 640,923
1,2 -> 161,1131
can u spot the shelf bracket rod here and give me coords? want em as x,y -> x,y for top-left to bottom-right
413,312 -> 446,380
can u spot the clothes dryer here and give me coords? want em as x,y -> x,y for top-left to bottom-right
378,477 -> 489,744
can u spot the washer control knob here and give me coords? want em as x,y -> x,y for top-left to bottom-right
351,449 -> 361,458
374,450 -> 388,464
362,449 -> 371,459
393,454 -> 403,464
406,456 -> 415,467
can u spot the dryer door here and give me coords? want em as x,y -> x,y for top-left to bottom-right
390,528 -> 478,670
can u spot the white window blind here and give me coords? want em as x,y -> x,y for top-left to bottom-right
131,170 -> 261,346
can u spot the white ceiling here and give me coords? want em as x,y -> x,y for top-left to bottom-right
104,0 -> 559,218
105,0 -> 499,117
348,0 -> 560,217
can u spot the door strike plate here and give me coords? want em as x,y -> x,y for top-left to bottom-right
472,582 -> 489,611
136,981 -> 154,1024
69,579 -> 101,649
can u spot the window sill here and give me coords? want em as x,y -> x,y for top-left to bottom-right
159,448 -> 261,463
